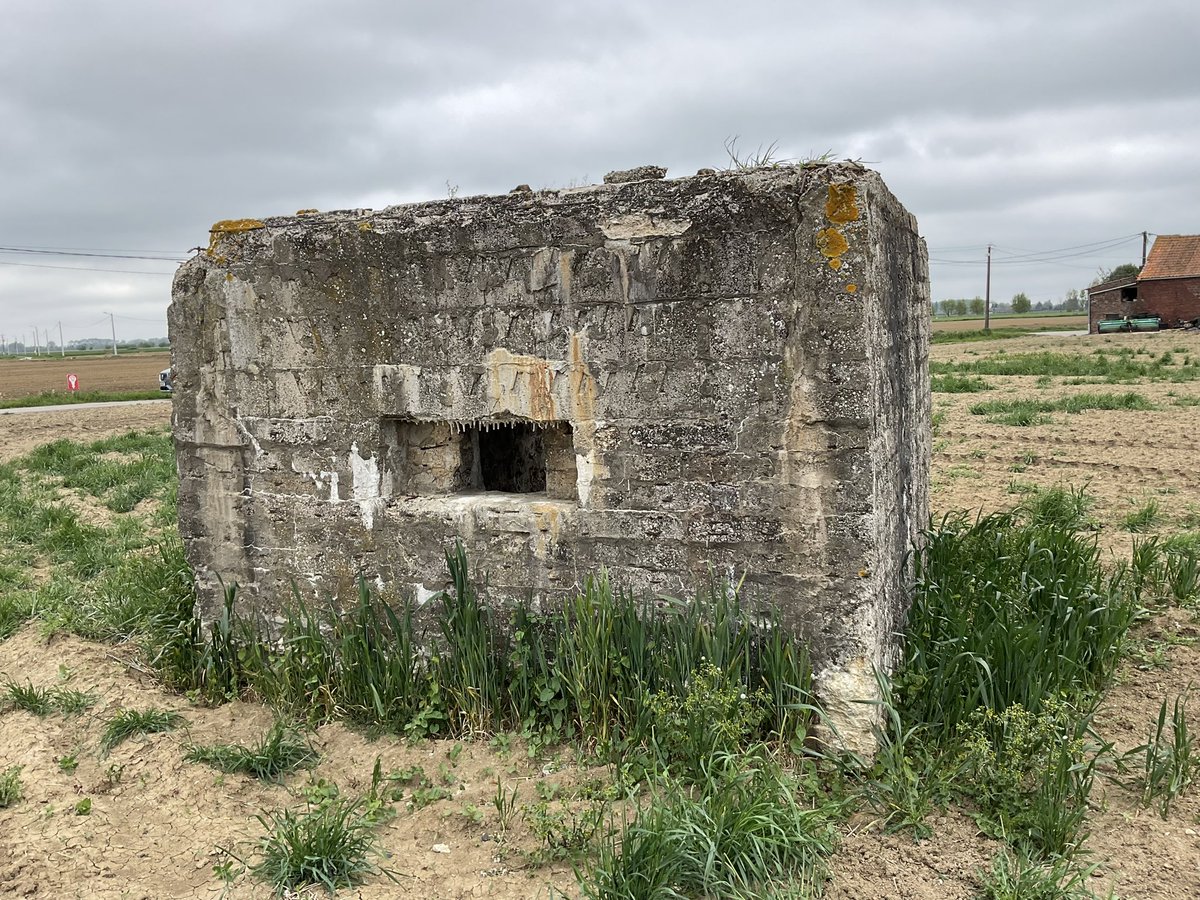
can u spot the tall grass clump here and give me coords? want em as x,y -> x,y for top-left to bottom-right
898,510 -> 1137,740
881,505 -> 1147,863
100,708 -> 186,755
931,374 -> 992,393
250,798 -> 392,894
0,766 -> 21,808
580,751 -> 836,899
933,351 -> 1197,382
185,722 -> 318,782
165,544 -> 814,768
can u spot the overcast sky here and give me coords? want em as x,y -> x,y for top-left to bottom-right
1,0 -> 1197,345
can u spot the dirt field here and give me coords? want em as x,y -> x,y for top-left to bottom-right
0,351 -> 170,401
932,313 -> 1088,332
3,330 -> 1200,898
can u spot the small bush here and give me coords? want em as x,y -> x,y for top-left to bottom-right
960,700 -> 1096,857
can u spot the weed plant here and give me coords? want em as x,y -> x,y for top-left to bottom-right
0,768 -> 21,811
1121,500 -> 1161,533
0,766 -> 22,808
977,850 -> 1097,900
3,681 -> 97,716
100,708 -> 185,755
580,751 -> 836,899
968,392 -> 1153,425
898,511 -> 1136,740
931,374 -> 992,393
250,798 -> 393,894
933,351 -> 1199,382
960,700 -> 1097,856
1129,694 -> 1196,817
185,722 -> 317,781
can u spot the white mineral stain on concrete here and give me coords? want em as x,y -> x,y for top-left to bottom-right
349,441 -> 381,529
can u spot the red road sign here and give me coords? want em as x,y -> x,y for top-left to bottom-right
66,373 -> 79,392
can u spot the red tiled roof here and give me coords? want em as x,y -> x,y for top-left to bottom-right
1141,235 -> 1200,281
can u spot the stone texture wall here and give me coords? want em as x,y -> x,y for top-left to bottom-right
169,162 -> 930,746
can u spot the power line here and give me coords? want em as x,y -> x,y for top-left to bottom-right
0,245 -> 186,262
0,260 -> 176,276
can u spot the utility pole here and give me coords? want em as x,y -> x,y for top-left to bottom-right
106,312 -> 118,356
1142,231 -> 1148,267
32,327 -> 40,356
984,244 -> 992,332
58,322 -> 65,357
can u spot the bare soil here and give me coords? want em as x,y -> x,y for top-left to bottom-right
4,330 -> 1200,898
0,352 -> 170,401
932,314 -> 1088,332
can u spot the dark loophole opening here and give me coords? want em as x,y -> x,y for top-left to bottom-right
477,423 -> 546,493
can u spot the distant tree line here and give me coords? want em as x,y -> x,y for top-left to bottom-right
933,288 -> 1086,317
0,336 -> 169,354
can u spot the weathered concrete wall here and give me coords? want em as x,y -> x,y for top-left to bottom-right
169,162 -> 930,747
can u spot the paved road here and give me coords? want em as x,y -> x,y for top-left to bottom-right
0,398 -> 171,416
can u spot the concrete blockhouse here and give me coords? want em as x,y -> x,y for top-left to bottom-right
169,162 -> 930,744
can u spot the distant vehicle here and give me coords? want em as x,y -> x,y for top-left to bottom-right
159,368 -> 173,392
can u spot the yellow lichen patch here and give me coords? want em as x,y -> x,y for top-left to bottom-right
225,273 -> 234,282
845,283 -> 858,293
825,183 -> 859,224
358,221 -> 373,232
829,258 -> 843,270
207,219 -> 265,255
815,227 -> 849,259
296,208 -> 318,216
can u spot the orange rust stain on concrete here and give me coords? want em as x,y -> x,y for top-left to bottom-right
567,331 -> 597,421
486,349 -> 556,419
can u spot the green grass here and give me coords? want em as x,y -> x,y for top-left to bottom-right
931,374 -> 992,393
185,722 -> 318,781
977,850 -> 1097,900
100,708 -> 186,755
250,798 -> 393,894
1128,694 -> 1196,817
580,751 -> 836,899
1019,485 -> 1093,531
0,390 -> 169,410
0,766 -> 22,808
1121,500 -> 1162,533
3,681 -> 97,716
22,430 -> 175,513
172,547 -> 814,767
968,391 -> 1154,425
933,350 -> 1199,382
931,324 -> 1085,345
